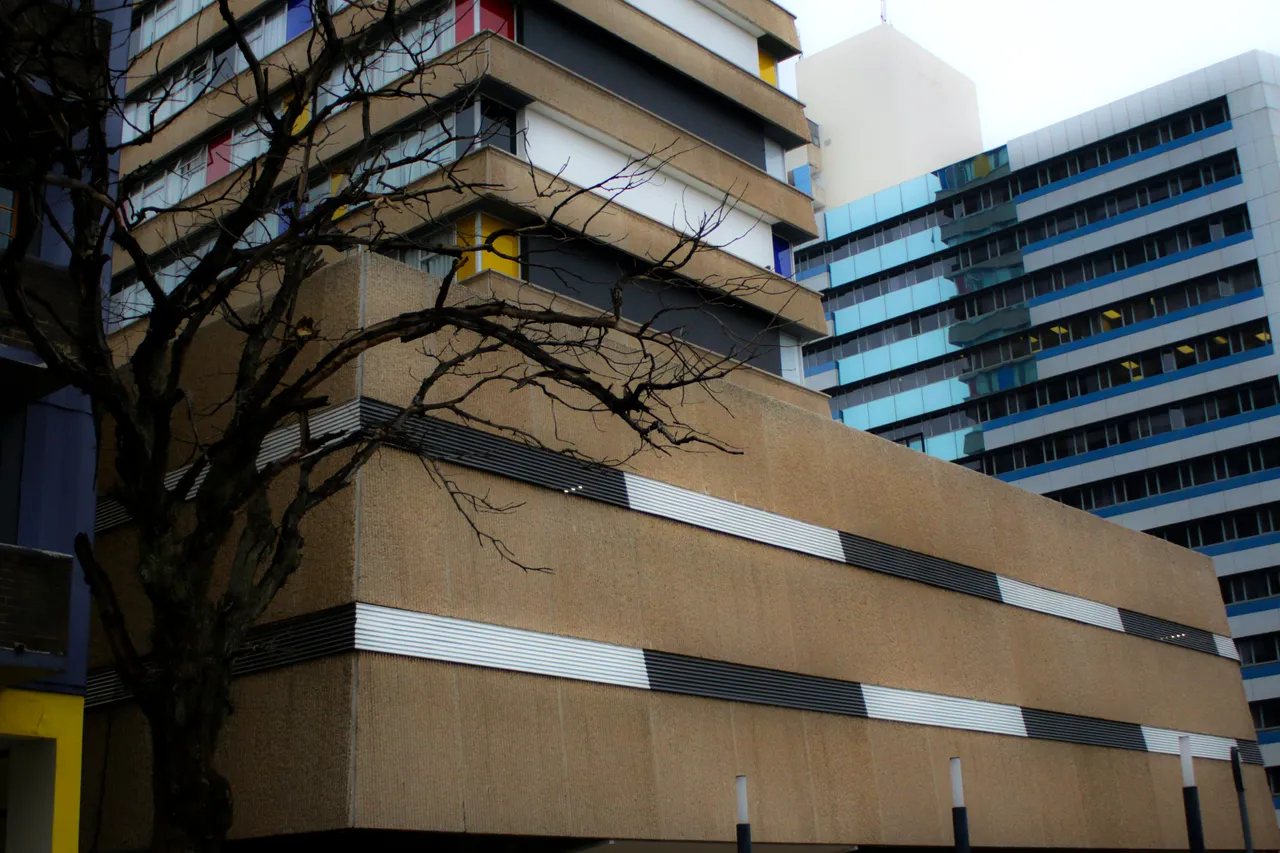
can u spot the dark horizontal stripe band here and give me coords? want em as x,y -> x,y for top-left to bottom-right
91,397 -> 1239,662
84,603 -> 1261,765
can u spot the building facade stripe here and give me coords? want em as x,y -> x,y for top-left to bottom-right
83,603 -> 1264,764
91,398 -> 1240,660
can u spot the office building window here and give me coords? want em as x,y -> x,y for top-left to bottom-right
1223,566 -> 1280,606
1252,698 -> 1280,730
966,379 -> 1280,478
1239,632 -> 1280,666
795,99 -> 1231,276
0,188 -> 15,250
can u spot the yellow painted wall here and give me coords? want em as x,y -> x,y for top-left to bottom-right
0,688 -> 84,853
457,213 -> 520,279
758,47 -> 777,86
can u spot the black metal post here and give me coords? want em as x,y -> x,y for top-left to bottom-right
952,806 -> 970,853
1232,746 -> 1255,853
736,821 -> 751,853
735,775 -> 751,853
1180,736 -> 1206,853
950,757 -> 970,853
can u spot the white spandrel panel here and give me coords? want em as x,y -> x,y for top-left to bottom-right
522,108 -> 775,270
621,0 -> 758,74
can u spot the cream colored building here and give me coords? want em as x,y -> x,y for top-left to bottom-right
793,24 -> 983,213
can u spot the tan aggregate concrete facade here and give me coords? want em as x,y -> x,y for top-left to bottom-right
84,250 -> 1279,851
80,654 -> 1280,850
120,34 -> 816,240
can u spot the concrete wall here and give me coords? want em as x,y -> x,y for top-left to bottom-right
80,255 -> 1280,850
796,24 -> 984,211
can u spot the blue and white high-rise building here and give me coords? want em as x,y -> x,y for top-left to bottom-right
796,50 -> 1280,817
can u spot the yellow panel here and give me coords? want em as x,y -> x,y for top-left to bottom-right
456,214 -> 478,279
758,48 -> 778,86
329,173 -> 347,220
480,214 -> 520,278
0,689 -> 84,853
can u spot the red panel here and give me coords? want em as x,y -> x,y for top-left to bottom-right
206,131 -> 232,183
454,0 -> 476,40
479,0 -> 513,38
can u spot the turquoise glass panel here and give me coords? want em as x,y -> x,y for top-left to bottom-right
883,288 -> 914,320
887,338 -> 919,371
915,328 -> 948,361
825,206 -> 852,240
894,389 -> 925,421
866,397 -> 897,428
842,405 -> 872,430
900,175 -> 931,212
862,346 -> 892,377
912,278 -> 944,311
832,304 -> 860,337
873,185 -> 903,220
854,250 -> 881,279
905,228 -> 936,262
921,380 -> 954,412
859,297 -> 886,326
875,185 -> 906,220
847,196 -> 877,232
924,431 -> 961,461
837,353 -> 866,385
829,256 -> 858,287
880,239 -> 908,270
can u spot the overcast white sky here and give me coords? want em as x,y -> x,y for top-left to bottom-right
775,0 -> 1280,149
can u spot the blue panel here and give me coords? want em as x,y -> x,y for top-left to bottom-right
1199,529 -> 1280,556
832,305 -> 860,337
16,388 -> 96,692
894,388 -> 925,420
842,406 -> 872,431
1015,121 -> 1234,202
924,431 -> 961,461
797,265 -> 828,282
1227,596 -> 1280,617
1242,659 -> 1280,679
911,278 -> 943,311
286,0 -> 312,39
873,185 -> 903,221
791,164 -> 812,196
879,239 -> 908,270
772,233 -> 793,278
847,195 -> 877,232
825,206 -> 853,240
858,294 -> 886,326
1257,728 -> 1280,744
905,228 -> 936,262
828,256 -> 858,287
915,328 -> 948,361
837,353 -> 866,385
866,397 -> 898,428
862,346 -> 892,377
853,249 -> 881,279
887,338 -> 918,371
921,380 -> 954,412
883,287 -> 914,320
900,175 -> 932,212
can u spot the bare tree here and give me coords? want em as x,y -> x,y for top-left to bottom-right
0,0 -> 801,850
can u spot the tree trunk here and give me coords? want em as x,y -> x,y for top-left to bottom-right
144,669 -> 234,853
